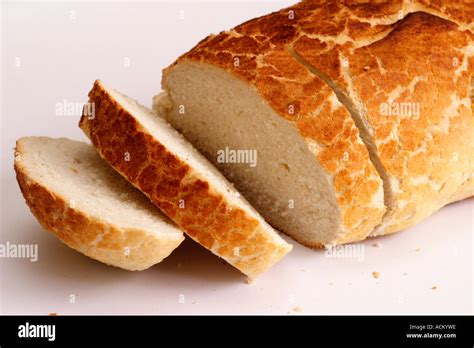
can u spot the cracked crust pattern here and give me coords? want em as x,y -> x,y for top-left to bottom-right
79,81 -> 292,278
290,5 -> 474,235
345,13 -> 474,234
164,0 -> 473,239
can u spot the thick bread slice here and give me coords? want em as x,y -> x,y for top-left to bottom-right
14,136 -> 184,271
158,0 -> 473,245
79,80 -> 292,278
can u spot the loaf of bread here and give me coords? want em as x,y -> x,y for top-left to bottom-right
80,80 -> 292,278
157,0 -> 474,247
14,137 -> 184,270
13,0 -> 473,280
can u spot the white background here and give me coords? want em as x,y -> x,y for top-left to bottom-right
1,0 -> 473,315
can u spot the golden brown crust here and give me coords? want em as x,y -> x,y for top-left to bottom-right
414,0 -> 474,32
79,80 -> 292,278
14,144 -> 183,271
346,13 -> 474,234
165,0 -> 473,241
279,2 -> 474,235
293,9 -> 474,234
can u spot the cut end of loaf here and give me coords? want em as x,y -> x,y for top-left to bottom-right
80,80 -> 292,278
14,136 -> 184,271
160,61 -> 385,248
158,2 -> 473,246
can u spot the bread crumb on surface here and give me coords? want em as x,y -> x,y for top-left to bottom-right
292,306 -> 302,313
431,286 -> 437,290
372,271 -> 380,279
372,243 -> 380,248
415,248 -> 421,252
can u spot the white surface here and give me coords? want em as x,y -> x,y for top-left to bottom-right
1,0 -> 473,315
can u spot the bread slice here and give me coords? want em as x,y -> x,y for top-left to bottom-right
14,136 -> 184,271
79,80 -> 292,279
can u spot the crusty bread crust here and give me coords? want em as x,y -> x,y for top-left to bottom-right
14,140 -> 184,271
79,81 -> 292,278
290,7 -> 474,235
163,0 -> 473,242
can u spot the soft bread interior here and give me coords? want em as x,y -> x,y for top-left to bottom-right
17,136 -> 182,237
159,61 -> 343,247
